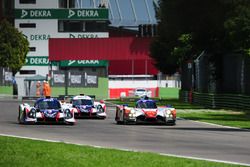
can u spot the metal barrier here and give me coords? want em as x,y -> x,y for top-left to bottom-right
179,90 -> 250,110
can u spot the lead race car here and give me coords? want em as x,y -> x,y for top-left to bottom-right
62,95 -> 106,119
115,97 -> 176,125
18,97 -> 76,125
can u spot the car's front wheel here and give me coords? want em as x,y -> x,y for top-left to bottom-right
18,109 -> 26,124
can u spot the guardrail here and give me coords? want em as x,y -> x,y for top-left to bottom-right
179,90 -> 250,110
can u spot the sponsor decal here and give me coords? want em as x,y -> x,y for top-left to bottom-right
25,57 -> 57,66
30,34 -> 51,41
60,60 -> 108,67
68,10 -> 75,18
15,9 -> 108,20
69,33 -> 99,38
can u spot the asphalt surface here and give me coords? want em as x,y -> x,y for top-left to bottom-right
1,100 -> 250,165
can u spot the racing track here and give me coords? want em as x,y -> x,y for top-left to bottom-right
1,99 -> 250,166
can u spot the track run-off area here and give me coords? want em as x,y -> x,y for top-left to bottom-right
0,100 -> 250,166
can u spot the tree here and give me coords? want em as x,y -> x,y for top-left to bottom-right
150,0 -> 241,74
224,1 -> 250,56
0,19 -> 29,75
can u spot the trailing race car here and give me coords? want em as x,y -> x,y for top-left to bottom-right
18,97 -> 75,125
62,95 -> 106,119
115,97 -> 176,125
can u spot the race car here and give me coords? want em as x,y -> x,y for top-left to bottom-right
115,97 -> 176,125
62,95 -> 106,119
18,97 -> 75,125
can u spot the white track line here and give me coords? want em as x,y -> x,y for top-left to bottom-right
184,119 -> 250,131
1,133 -> 250,166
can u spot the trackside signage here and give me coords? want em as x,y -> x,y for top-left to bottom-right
60,60 -> 109,67
15,9 -> 109,20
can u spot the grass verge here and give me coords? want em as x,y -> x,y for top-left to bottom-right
0,136 -> 245,167
0,86 -> 12,95
159,87 -> 180,99
178,110 -> 250,129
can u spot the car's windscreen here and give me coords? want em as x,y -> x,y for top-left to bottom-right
137,101 -> 157,109
38,100 -> 61,109
73,99 -> 93,106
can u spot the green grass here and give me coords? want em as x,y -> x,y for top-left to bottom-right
159,87 -> 180,99
51,77 -> 108,99
0,136 -> 245,167
178,110 -> 250,129
0,86 -> 13,95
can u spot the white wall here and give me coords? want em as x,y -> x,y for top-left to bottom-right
15,0 -> 58,8
15,20 -> 109,56
109,80 -> 181,88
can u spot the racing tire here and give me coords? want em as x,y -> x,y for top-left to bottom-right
123,120 -> 128,125
120,110 -> 125,125
66,122 -> 75,126
17,110 -> 21,123
116,120 -> 123,125
166,120 -> 176,126
18,109 -> 26,124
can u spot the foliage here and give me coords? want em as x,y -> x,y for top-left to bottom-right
224,1 -> 250,56
171,34 -> 193,65
0,19 -> 29,74
150,0 -> 250,74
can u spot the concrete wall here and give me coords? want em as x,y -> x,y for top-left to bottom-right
109,80 -> 181,88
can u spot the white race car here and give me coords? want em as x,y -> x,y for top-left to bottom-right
61,95 -> 106,119
18,97 -> 76,125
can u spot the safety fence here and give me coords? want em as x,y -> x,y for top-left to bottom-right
179,90 -> 250,111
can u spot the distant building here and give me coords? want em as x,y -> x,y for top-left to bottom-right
11,0 -> 159,96
14,0 -> 109,78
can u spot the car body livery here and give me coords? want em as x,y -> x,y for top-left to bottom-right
63,95 -> 106,119
115,98 -> 176,125
18,97 -> 75,125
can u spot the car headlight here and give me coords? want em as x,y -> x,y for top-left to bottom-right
128,109 -> 136,118
166,110 -> 171,115
97,105 -> 104,112
65,109 -> 73,119
165,110 -> 171,117
28,109 -> 36,118
130,109 -> 136,114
